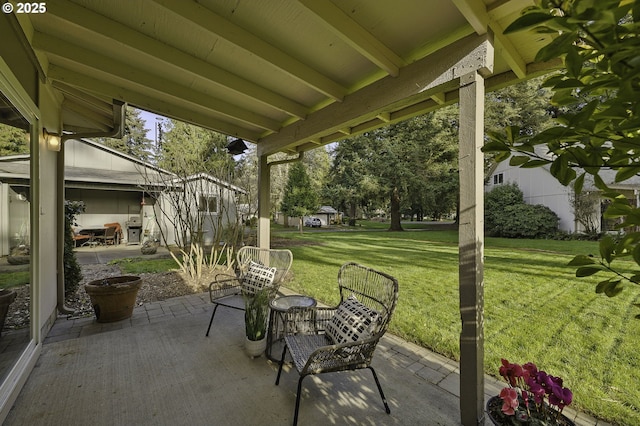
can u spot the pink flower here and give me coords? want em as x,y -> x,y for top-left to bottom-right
523,362 -> 538,376
499,387 -> 519,415
495,359 -> 573,421
549,385 -> 573,409
499,359 -> 527,387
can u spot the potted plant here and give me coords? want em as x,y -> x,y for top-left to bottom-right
486,359 -> 574,425
84,276 -> 142,323
243,287 -> 270,357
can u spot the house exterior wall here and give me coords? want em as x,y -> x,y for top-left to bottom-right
64,139 -> 141,172
486,161 -> 577,233
154,179 -> 240,247
66,188 -> 147,243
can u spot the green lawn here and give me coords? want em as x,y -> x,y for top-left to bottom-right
109,257 -> 179,274
273,227 -> 639,425
0,271 -> 30,288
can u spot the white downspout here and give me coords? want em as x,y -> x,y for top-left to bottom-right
55,101 -> 125,315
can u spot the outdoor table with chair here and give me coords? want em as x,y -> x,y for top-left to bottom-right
77,226 -> 107,247
75,223 -> 122,247
266,294 -> 317,362
205,246 -> 399,426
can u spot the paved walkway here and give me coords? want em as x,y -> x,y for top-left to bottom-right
35,289 -> 605,426
3,245 -> 608,425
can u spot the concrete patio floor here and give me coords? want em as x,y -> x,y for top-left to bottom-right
2,245 -> 606,425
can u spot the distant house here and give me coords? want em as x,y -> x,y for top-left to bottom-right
276,205 -> 339,227
312,206 -> 338,226
0,138 -> 245,254
487,157 -> 640,233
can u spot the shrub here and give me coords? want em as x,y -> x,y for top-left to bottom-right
485,183 -> 524,235
492,204 -> 559,238
485,183 -> 559,238
64,201 -> 84,296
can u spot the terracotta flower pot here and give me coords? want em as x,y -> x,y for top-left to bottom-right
85,276 -> 142,323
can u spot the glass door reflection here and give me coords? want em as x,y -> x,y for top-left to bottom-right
0,89 -> 32,384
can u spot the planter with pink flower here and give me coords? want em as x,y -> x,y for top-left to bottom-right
486,359 -> 574,426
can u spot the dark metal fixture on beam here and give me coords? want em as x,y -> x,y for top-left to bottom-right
226,138 -> 248,155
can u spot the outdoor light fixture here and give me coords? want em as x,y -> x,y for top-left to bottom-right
226,138 -> 248,155
44,129 -> 61,151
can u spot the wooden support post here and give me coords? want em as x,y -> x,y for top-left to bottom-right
458,70 -> 485,425
257,153 -> 270,249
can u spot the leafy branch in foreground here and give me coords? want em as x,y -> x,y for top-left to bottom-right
483,0 -> 640,315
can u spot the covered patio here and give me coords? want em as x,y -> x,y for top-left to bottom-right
4,289 -> 598,425
2,0 -> 571,424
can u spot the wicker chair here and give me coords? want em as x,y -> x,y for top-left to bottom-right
275,262 -> 399,426
94,225 -> 118,245
205,246 -> 293,337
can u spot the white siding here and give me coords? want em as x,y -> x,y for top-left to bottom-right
64,139 -> 142,172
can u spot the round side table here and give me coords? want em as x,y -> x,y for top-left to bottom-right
266,295 -> 316,362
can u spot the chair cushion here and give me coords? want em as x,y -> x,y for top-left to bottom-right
325,295 -> 380,345
243,261 -> 276,294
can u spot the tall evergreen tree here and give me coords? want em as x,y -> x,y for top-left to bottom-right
326,113 -> 460,230
324,135 -> 382,225
157,119 -> 232,174
280,162 -> 318,231
96,106 -> 153,162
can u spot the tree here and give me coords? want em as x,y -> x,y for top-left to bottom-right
569,183 -> 600,234
402,109 -> 459,222
0,123 -> 29,156
96,106 -> 153,162
483,0 -> 640,315
280,162 -> 318,231
140,119 -> 244,253
325,112 -> 460,228
303,147 -> 330,197
324,136 -> 381,225
156,119 -> 231,174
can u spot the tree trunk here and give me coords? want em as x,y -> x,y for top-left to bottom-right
389,187 -> 403,231
349,202 -> 357,226
299,217 -> 303,233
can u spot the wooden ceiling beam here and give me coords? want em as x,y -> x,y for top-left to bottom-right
152,0 -> 347,101
258,33 -> 493,156
452,0 -> 526,78
34,32 -> 282,132
44,0 -> 309,120
299,0 -> 404,76
47,64 -> 261,142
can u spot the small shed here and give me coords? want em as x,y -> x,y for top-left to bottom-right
315,206 -> 338,226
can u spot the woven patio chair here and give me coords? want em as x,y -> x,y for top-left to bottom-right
274,262 -> 399,426
205,246 -> 293,337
